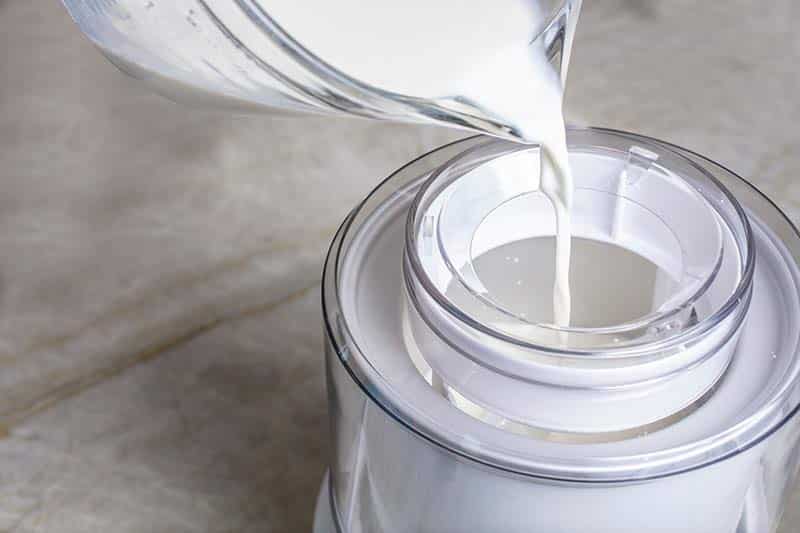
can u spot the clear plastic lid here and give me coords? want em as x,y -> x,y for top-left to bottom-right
407,138 -> 740,352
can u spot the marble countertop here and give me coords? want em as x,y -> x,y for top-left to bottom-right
0,0 -> 798,531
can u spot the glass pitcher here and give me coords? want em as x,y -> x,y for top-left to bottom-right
61,0 -> 581,142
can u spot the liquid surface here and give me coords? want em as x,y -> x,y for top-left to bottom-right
452,237 -> 673,329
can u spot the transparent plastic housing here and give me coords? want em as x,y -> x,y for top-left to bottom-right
61,0 -> 581,143
322,129 -> 800,533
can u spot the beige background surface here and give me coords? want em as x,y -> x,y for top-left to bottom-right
0,0 -> 798,531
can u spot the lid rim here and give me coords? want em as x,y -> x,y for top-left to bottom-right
404,131 -> 755,358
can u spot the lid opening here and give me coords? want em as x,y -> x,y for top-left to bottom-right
407,136 -> 747,354
402,130 -> 754,434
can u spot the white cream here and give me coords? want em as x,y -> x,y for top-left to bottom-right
266,0 -> 574,326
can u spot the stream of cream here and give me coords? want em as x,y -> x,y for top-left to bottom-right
268,0 -> 575,326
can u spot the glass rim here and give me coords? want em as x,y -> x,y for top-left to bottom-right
244,0 -> 582,142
